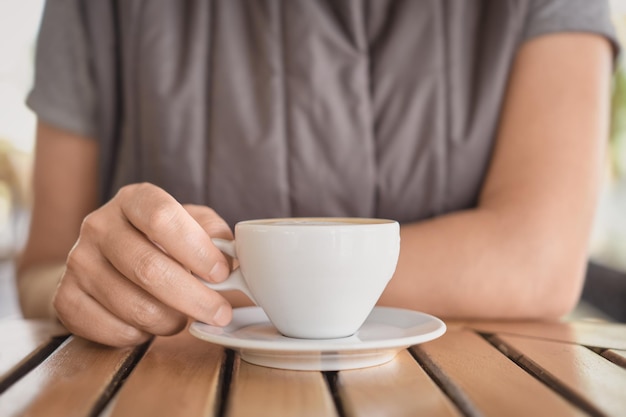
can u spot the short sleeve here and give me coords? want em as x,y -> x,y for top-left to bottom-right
522,0 -> 621,57
26,0 -> 97,138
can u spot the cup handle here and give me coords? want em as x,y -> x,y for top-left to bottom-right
199,238 -> 257,304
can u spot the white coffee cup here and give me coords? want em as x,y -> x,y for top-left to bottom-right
203,217 -> 400,339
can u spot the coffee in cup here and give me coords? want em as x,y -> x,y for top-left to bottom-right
203,217 -> 400,339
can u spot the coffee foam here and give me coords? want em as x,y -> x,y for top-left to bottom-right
268,220 -> 355,226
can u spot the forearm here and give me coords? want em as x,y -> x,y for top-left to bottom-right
16,122 -> 99,319
17,262 -> 66,319
379,206 -> 590,319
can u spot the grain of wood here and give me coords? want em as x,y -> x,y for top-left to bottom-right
226,357 -> 338,417
337,349 -> 461,417
109,330 -> 225,417
497,334 -> 626,417
412,330 -> 585,417
0,336 -> 138,417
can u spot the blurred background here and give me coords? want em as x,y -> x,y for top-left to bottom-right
1,1 -> 625,320
0,0 -> 44,318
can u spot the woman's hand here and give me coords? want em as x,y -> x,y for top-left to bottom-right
53,183 -> 234,347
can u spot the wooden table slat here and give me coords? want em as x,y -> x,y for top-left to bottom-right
0,336 -> 144,417
464,320 -> 626,350
496,334 -> 626,417
411,329 -> 586,417
227,358 -> 338,417
0,319 -> 68,383
601,349 -> 626,368
108,330 -> 225,417
337,349 -> 461,417
0,335 -> 67,396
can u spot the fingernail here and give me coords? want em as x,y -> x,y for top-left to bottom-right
213,305 -> 232,326
209,262 -> 228,282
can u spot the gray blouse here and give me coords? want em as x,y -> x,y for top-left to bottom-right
28,0 -> 618,227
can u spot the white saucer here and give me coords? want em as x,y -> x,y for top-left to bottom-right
189,306 -> 446,371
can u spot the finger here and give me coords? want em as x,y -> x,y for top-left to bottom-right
53,278 -> 152,348
183,204 -> 235,271
97,217 -> 232,326
72,252 -> 188,336
115,183 -> 229,282
183,204 -> 233,241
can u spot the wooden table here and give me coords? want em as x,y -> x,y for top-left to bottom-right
1,316 -> 625,417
